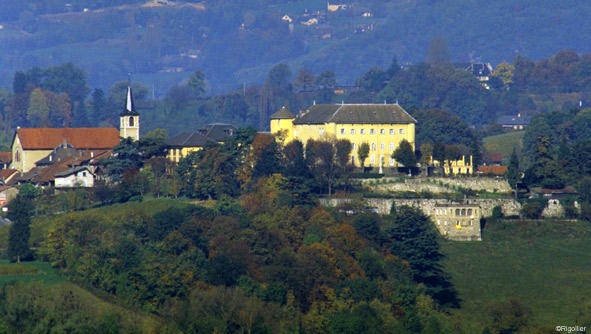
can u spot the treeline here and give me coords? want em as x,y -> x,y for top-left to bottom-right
34,189 -> 461,332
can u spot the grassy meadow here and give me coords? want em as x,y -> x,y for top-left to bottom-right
483,131 -> 525,165
443,218 -> 591,327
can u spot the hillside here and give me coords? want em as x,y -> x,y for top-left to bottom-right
443,219 -> 591,327
1,0 -> 591,96
2,197 -> 590,331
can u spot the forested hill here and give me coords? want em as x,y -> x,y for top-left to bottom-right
0,0 -> 590,95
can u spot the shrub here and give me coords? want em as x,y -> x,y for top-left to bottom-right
520,201 -> 544,219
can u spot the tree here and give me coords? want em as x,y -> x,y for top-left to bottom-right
392,139 -> 416,175
387,206 -> 458,307
432,142 -> 446,167
305,138 -> 351,196
492,62 -> 515,86
358,142 -> 370,169
506,148 -> 521,193
7,196 -> 33,262
188,70 -> 207,98
426,37 -> 450,64
103,137 -> 142,182
293,69 -> 316,92
27,88 -> 49,127
90,88 -> 106,126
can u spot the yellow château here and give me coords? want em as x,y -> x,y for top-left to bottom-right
270,103 -> 417,168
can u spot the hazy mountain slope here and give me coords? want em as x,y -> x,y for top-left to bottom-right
0,0 -> 590,96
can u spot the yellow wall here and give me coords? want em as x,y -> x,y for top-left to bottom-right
431,155 -> 474,175
167,146 -> 203,163
273,121 -> 416,168
10,135 -> 53,173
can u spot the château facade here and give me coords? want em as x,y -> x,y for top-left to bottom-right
270,103 -> 417,168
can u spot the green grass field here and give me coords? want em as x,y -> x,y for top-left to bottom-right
483,131 -> 525,165
443,219 -> 591,327
0,260 -> 64,285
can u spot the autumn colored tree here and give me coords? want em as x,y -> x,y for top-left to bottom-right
27,88 -> 50,127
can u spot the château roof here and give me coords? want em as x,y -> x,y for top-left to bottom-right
15,128 -> 121,150
293,103 -> 417,125
270,106 -> 296,119
198,123 -> 237,142
165,131 -> 217,147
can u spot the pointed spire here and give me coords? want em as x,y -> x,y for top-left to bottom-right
121,85 -> 139,116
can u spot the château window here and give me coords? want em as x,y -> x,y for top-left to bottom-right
380,129 -> 385,134
389,129 -> 394,134
352,143 -> 357,150
389,157 -> 394,166
350,129 -> 356,134
360,129 -> 366,134
129,117 -> 134,127
370,155 -> 375,165
340,128 -> 345,134
399,129 -> 404,134
380,143 -> 385,150
370,128 -> 375,134
389,142 -> 394,150
370,143 -> 376,151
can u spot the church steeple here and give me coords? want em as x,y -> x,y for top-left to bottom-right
120,85 -> 140,141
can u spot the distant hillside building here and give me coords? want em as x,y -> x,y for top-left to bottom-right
270,103 -> 417,170
165,123 -> 238,163
497,113 -> 532,130
432,203 -> 482,241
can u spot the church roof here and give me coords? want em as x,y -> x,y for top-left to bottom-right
270,106 -> 296,119
120,86 -> 139,116
15,128 -> 121,150
293,103 -> 417,125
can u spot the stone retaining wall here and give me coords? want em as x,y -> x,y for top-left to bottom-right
321,197 -> 521,217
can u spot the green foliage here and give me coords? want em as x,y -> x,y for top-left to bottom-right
6,196 -> 33,262
386,206 -> 459,307
392,139 -> 417,173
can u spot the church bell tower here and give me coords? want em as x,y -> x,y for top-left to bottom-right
120,85 -> 140,141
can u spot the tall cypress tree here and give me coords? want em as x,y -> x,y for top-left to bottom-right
387,205 -> 459,307
7,196 -> 33,262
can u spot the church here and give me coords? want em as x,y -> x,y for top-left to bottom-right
8,85 -> 140,187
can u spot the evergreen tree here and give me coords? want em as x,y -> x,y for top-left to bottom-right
387,206 -> 459,307
506,147 -> 521,193
7,196 -> 33,262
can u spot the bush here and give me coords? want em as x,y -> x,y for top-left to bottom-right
520,201 -> 544,219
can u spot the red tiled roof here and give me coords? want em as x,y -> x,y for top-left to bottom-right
16,128 -> 120,150
0,169 -> 18,181
478,165 -> 508,175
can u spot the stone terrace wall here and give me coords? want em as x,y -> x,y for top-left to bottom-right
321,198 -> 522,217
361,177 -> 513,195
